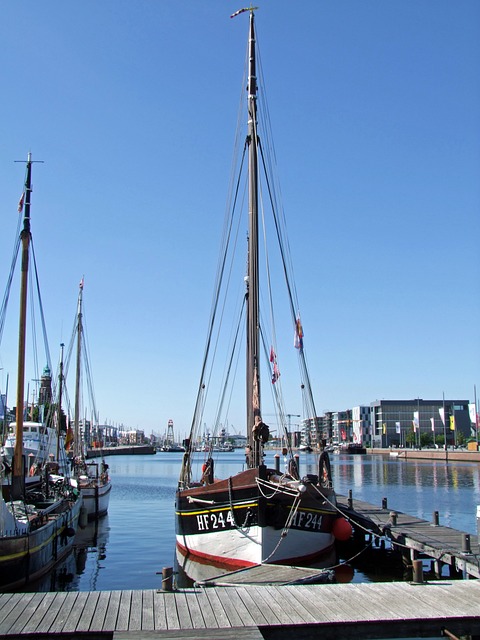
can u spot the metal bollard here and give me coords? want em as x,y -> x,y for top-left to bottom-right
347,489 -> 353,509
412,559 -> 424,584
382,497 -> 388,509
432,511 -> 439,526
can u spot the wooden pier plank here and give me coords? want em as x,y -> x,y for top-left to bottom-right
243,584 -> 293,625
77,590 -> 101,631
164,592 -> 181,630
183,588 -> 207,629
128,589 -> 144,630
281,583 -> 340,623
358,582 -> 419,620
208,588 -> 245,627
214,584 -> 254,627
0,592 -> 36,634
89,589 -> 112,631
232,585 -> 271,626
115,589 -> 133,632
266,584 -> 317,624
152,589 -> 168,630
58,590 -> 89,632
201,587 -> 233,627
34,592 -> 71,633
174,591 -> 195,630
141,588 -> 155,631
16,591 -> 55,633
190,587 -> 219,629
0,594 -> 18,624
0,593 -> 15,615
47,591 -> 80,632
302,583 -> 357,622
411,580 -> 480,617
367,581 -> 427,619
103,588 -> 122,631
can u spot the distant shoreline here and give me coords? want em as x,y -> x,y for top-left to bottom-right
86,444 -> 155,458
366,447 -> 480,463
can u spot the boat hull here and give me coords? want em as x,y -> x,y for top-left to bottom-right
0,496 -> 82,591
80,480 -> 112,521
176,467 -> 336,570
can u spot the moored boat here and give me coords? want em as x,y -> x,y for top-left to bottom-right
3,418 -> 69,477
175,10 -> 348,574
66,279 -> 112,521
0,153 -> 82,590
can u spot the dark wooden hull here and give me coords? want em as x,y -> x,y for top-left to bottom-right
0,496 -> 81,591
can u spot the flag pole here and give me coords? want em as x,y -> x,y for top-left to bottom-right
443,392 -> 448,464
475,384 -> 478,449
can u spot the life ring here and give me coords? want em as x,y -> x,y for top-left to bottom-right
318,451 -> 332,487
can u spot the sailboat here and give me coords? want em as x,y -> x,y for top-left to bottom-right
176,10 -> 344,573
0,153 -> 82,591
67,279 -> 112,521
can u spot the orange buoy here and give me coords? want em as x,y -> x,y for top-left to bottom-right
334,563 -> 354,583
332,517 -> 353,541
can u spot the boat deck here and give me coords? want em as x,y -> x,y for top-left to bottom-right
1,580 -> 479,639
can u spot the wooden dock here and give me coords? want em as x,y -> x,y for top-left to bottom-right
337,493 -> 480,579
1,580 -> 480,639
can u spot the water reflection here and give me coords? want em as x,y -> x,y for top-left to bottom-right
17,517 -> 110,592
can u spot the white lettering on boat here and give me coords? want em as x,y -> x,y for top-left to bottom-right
291,511 -> 323,530
195,509 -> 238,531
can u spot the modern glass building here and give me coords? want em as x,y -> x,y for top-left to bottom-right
369,399 -> 471,448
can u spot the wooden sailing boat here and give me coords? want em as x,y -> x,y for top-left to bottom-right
176,10 -> 345,573
68,279 -> 112,521
0,153 -> 82,591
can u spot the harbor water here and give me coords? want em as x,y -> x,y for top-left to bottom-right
20,450 -> 480,592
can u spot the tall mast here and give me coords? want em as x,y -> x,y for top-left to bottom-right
245,10 -> 261,466
73,279 -> 84,458
12,153 -> 33,499
56,343 -> 65,461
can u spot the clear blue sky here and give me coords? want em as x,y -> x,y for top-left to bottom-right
0,1 -> 479,438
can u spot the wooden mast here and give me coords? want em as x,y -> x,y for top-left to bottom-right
246,10 -> 261,467
12,153 -> 33,499
56,343 -> 65,462
73,279 -> 83,459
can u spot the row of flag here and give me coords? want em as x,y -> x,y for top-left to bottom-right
383,408 -> 460,434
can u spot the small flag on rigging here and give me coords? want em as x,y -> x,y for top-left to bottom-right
17,192 -> 24,213
294,315 -> 304,349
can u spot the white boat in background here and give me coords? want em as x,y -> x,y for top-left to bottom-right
66,279 -> 112,521
3,420 -> 69,477
73,458 -> 111,520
